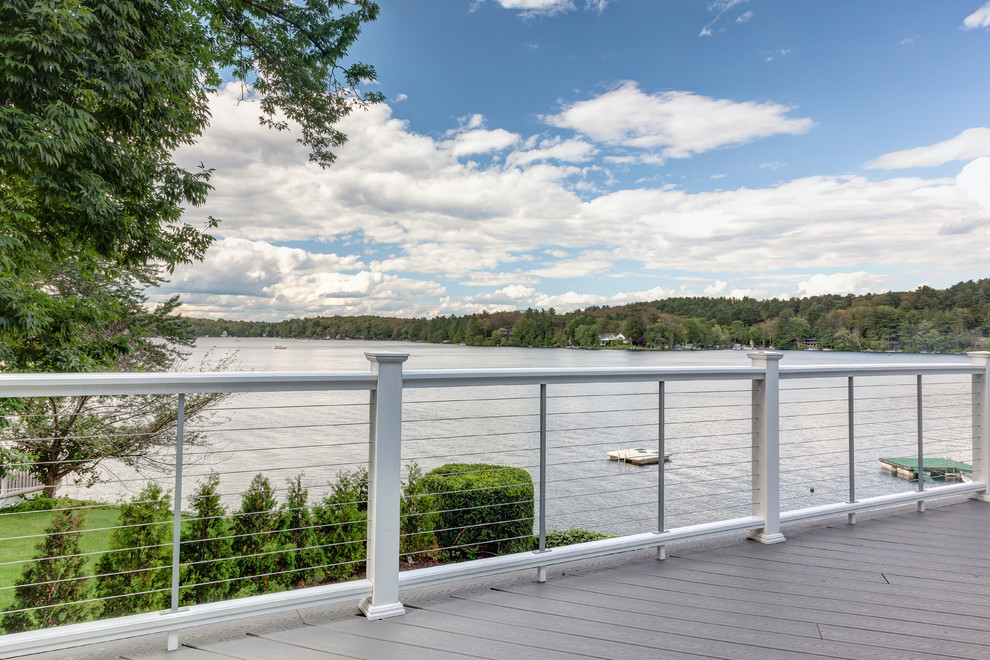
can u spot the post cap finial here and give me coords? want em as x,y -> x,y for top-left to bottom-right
365,352 -> 410,364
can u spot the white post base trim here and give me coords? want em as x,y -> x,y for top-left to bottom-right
917,500 -> 926,513
536,566 -> 546,583
358,597 -> 405,620
848,512 -> 857,525
969,492 -> 990,502
656,545 -> 666,561
167,630 -> 179,651
747,531 -> 786,544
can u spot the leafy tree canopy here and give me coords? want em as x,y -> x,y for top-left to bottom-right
0,0 -> 381,371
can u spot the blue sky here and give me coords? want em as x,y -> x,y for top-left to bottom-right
167,0 -> 990,321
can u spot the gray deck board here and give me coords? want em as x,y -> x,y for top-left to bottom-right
23,499 -> 990,660
546,570 -> 990,653
564,566 -> 990,640
256,624 -> 477,660
411,597 -> 812,660
314,613 -> 585,660
187,634 -> 354,660
653,561 -> 990,621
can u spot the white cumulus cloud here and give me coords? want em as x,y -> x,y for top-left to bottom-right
167,86 -> 990,320
493,0 -> 574,17
956,156 -> 990,213
507,137 -> 597,166
544,82 -> 813,158
963,2 -> 990,29
795,272 -> 893,298
447,128 -> 521,157
488,0 -> 611,17
866,128 -> 990,169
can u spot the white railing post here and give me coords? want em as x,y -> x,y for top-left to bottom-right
166,393 -> 186,651
916,375 -> 926,512
657,380 -> 667,560
747,352 -> 785,544
359,352 -> 409,620
535,383 -> 548,583
968,352 -> 990,502
847,376 -> 857,524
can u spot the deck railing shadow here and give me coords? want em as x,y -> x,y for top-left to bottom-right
0,350 -> 988,657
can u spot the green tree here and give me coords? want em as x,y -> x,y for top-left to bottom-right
313,467 -> 367,582
621,314 -> 646,346
0,272 -> 234,496
230,473 -> 287,595
681,318 -> 704,346
279,475 -> 325,589
3,509 -> 95,633
180,472 -> 234,605
1,0 -> 381,372
94,482 -> 172,617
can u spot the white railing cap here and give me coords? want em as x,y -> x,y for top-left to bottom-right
0,370 -> 377,397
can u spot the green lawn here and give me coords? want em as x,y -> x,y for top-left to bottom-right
0,503 -> 121,611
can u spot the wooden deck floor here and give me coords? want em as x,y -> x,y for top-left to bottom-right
26,499 -> 990,659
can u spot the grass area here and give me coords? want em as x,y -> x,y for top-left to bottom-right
0,500 -> 120,611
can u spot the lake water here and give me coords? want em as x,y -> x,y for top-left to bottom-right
73,339 -> 975,537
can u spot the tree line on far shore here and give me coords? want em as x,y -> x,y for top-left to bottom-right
186,278 -> 990,353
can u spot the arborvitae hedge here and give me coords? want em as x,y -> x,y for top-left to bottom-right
94,483 -> 172,617
313,468 -> 367,582
2,509 -> 94,632
421,464 -> 534,559
180,472 -> 234,605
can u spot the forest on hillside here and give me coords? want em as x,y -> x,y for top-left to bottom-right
184,279 -> 990,353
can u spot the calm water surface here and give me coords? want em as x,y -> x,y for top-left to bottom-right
74,339 -> 974,535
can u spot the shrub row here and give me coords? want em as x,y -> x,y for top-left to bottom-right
2,462 -> 612,633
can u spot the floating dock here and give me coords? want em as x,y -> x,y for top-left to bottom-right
880,457 -> 972,482
607,448 -> 672,466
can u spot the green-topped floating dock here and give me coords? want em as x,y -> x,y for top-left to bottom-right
880,457 -> 972,482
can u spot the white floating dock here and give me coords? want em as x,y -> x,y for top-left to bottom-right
607,448 -> 672,466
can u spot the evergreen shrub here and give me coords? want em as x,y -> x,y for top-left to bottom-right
279,475 -> 325,589
2,509 -> 94,632
230,473 -> 291,596
313,468 -> 367,582
94,483 -> 172,617
180,472 -> 234,604
421,463 -> 534,560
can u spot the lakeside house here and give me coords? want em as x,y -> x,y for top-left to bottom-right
599,332 -> 628,346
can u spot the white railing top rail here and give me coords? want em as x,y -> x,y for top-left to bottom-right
0,353 -> 983,398
402,365 -> 765,388
0,370 -> 377,398
780,362 -> 984,379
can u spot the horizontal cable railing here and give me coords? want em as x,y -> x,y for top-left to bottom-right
0,351 -> 988,658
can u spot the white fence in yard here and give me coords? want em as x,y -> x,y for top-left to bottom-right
0,472 -> 45,502
0,351 -> 988,657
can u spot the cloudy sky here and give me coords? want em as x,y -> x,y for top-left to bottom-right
167,0 -> 990,321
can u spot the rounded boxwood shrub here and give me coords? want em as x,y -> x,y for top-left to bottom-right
421,464 -> 534,560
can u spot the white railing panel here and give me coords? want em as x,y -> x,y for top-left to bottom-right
1,351 -> 988,658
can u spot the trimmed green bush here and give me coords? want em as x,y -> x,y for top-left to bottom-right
400,463 -> 439,564
541,527 -> 616,548
422,464 -> 534,560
